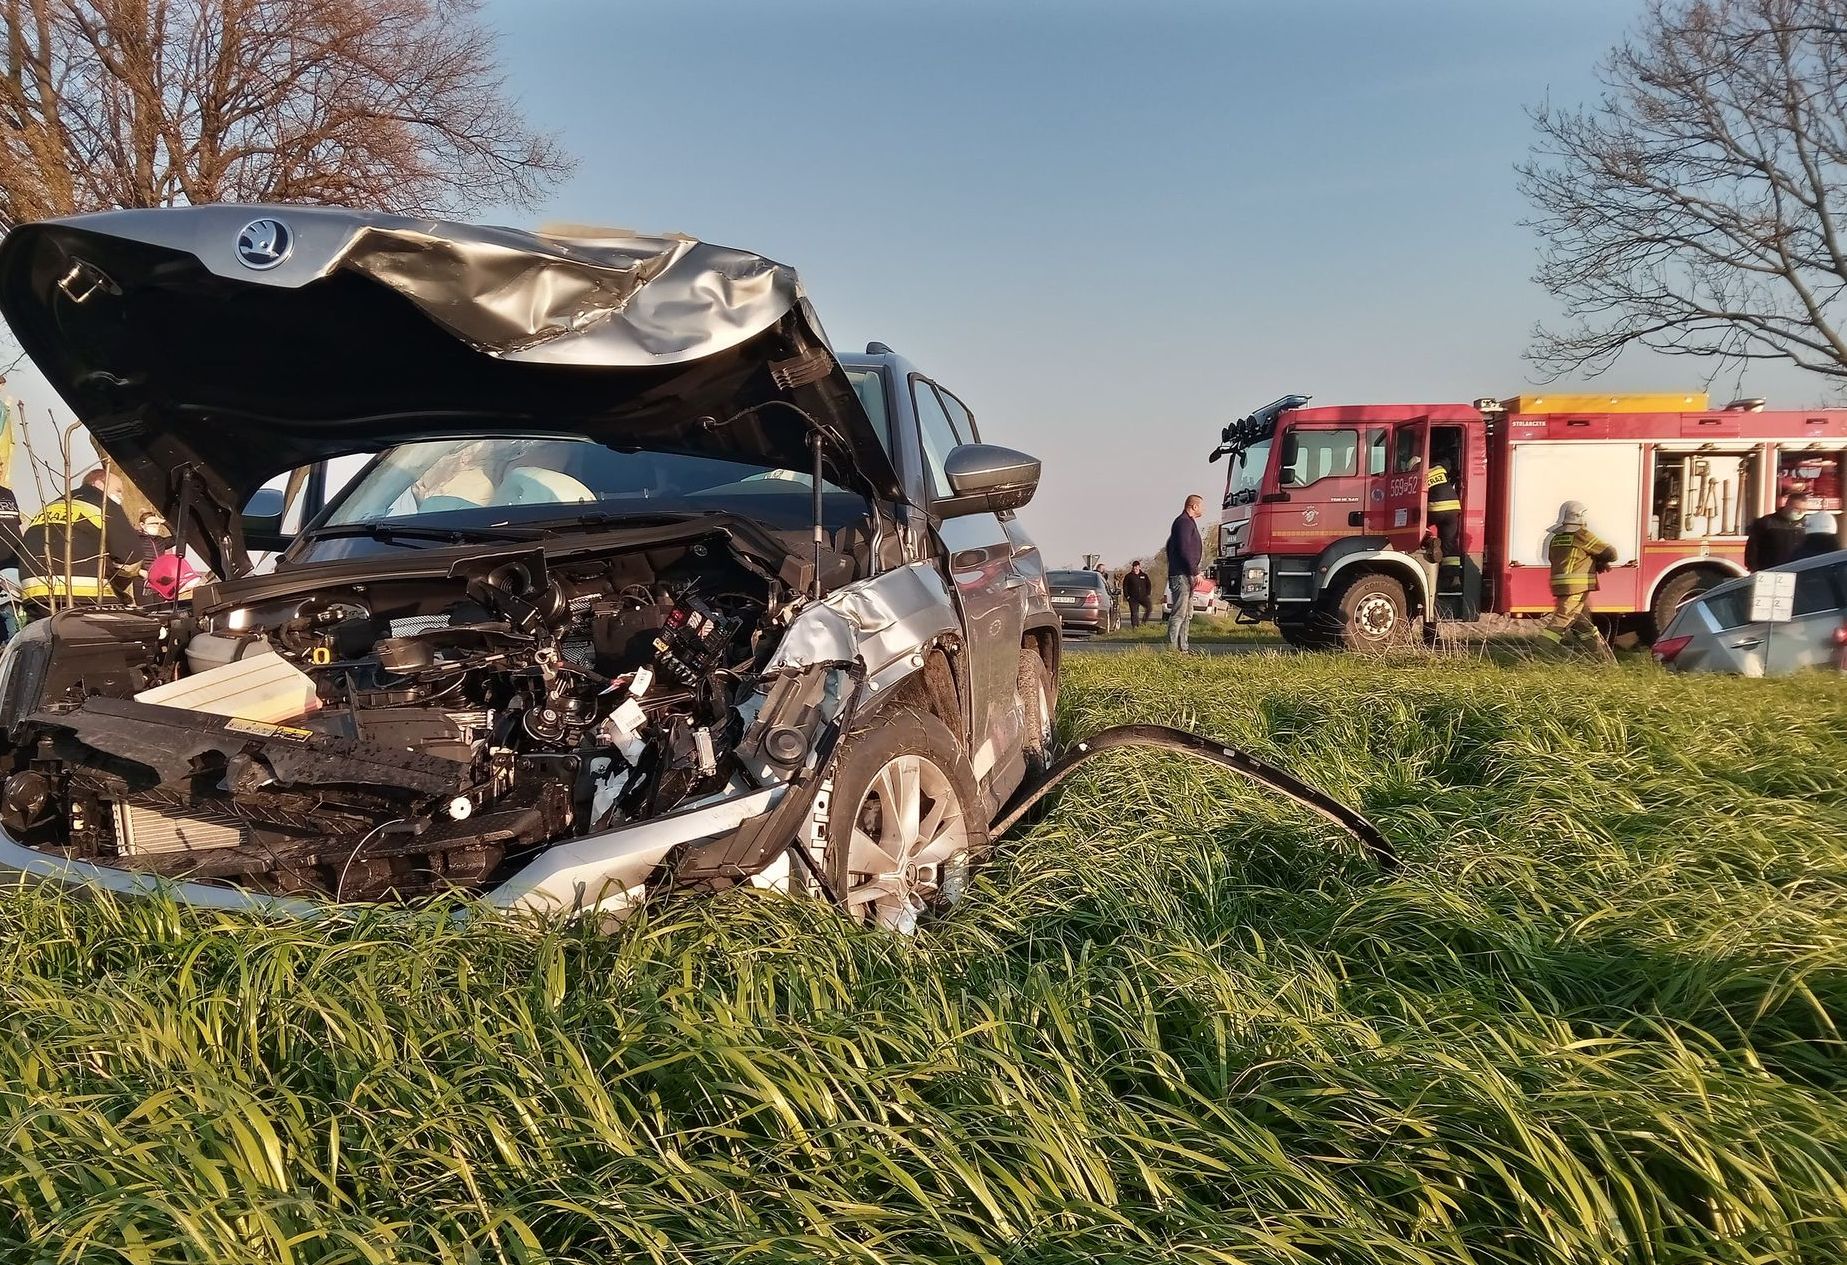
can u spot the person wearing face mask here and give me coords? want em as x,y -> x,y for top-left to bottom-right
1745,487 -> 1811,572
17,466 -> 146,617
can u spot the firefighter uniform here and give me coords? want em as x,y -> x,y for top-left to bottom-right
1425,464 -> 1463,592
17,483 -> 145,614
1541,501 -> 1617,652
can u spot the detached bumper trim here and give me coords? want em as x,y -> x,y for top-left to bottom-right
0,827 -> 325,916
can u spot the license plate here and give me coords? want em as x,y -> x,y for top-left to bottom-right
1053,596 -> 1077,605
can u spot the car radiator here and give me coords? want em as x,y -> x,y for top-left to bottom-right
111,801 -> 251,855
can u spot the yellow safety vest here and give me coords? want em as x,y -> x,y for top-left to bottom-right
27,499 -> 105,531
1549,528 -> 1612,595
1425,466 -> 1462,515
19,496 -> 119,603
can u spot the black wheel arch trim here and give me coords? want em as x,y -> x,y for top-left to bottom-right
991,724 -> 1397,871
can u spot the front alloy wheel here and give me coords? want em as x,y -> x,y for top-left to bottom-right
825,707 -> 989,933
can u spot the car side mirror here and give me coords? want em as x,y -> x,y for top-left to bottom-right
936,444 -> 1041,518
240,485 -> 290,553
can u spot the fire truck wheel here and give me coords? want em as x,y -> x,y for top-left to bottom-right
1331,573 -> 1411,652
1649,569 -> 1726,642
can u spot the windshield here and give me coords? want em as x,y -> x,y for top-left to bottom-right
1225,438 -> 1272,508
305,436 -> 866,555
1047,570 -> 1104,588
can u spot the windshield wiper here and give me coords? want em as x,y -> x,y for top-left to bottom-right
307,522 -> 547,546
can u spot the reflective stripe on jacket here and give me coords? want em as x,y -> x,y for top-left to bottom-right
18,485 -> 143,605
18,573 -> 110,601
1548,527 -> 1614,595
1426,465 -> 1462,515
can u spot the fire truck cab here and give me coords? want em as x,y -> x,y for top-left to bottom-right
1210,392 -> 1847,650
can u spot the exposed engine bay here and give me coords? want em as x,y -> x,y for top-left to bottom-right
0,526 -> 852,904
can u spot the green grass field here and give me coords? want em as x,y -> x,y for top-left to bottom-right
2,654 -> 1845,1263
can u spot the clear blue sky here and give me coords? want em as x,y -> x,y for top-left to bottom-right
7,0 -> 1822,562
488,0 -> 1814,563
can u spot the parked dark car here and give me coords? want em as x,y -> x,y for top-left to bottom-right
0,204 -> 1061,931
1047,569 -> 1118,635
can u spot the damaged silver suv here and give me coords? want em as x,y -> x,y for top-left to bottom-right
0,206 -> 1059,929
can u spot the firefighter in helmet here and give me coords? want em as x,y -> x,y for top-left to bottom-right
17,466 -> 146,618
1541,500 -> 1618,655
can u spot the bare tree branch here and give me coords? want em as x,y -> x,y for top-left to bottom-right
0,0 -> 572,226
1522,0 -> 1847,382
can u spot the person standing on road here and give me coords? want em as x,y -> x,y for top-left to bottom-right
1165,494 -> 1204,653
1745,487 -> 1811,571
1541,500 -> 1618,656
1122,560 -> 1154,628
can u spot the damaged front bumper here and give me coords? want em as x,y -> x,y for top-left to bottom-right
0,569 -> 904,919
0,659 -> 857,921
0,782 -> 793,919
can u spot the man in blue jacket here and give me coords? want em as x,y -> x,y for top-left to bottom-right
1164,494 -> 1204,653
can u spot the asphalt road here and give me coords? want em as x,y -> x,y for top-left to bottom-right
1065,639 -> 1289,655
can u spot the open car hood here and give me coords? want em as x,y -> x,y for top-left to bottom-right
0,205 -> 897,573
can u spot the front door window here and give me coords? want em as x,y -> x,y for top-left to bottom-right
1376,421 -> 1429,551
1279,427 -> 1359,488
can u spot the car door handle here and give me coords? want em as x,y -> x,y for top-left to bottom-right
1730,637 -> 1764,649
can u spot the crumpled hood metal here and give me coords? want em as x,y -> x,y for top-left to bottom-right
15,206 -> 806,365
0,204 -> 896,572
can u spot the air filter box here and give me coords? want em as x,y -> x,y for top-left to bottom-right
134,653 -> 321,723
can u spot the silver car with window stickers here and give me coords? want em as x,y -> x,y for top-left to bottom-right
1653,550 -> 1847,676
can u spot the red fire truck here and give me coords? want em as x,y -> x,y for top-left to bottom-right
1208,391 -> 1847,650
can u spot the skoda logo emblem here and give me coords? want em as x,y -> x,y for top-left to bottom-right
235,218 -> 292,270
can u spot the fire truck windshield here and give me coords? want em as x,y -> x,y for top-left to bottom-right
1225,438 -> 1271,507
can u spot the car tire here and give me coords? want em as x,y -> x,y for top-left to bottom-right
1329,573 -> 1410,653
824,706 -> 989,933
1016,650 -> 1055,776
1650,569 -> 1725,643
